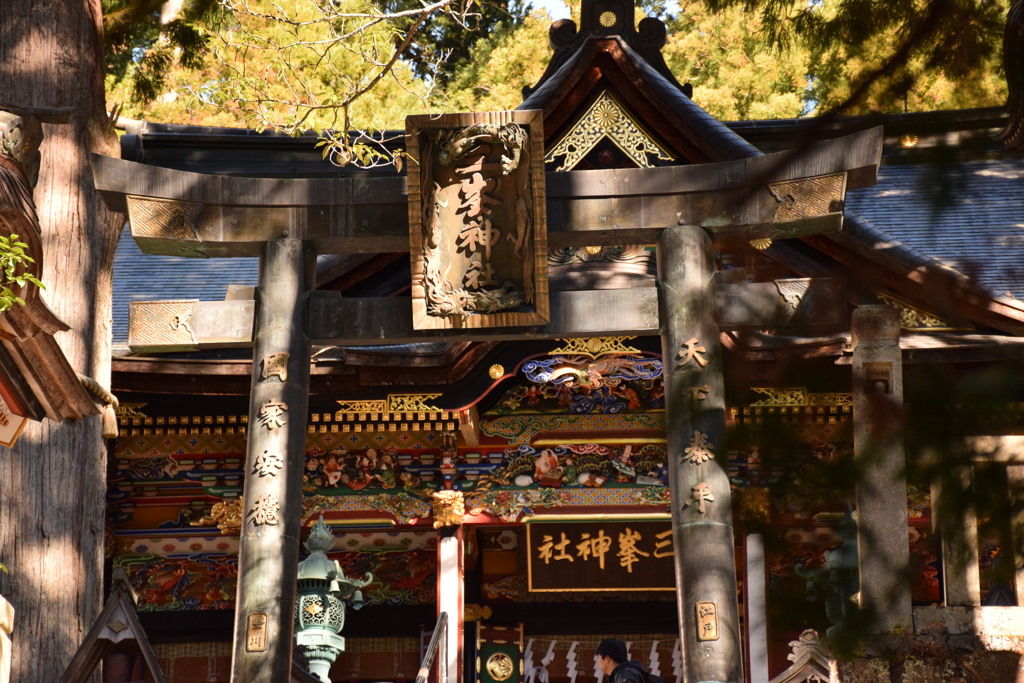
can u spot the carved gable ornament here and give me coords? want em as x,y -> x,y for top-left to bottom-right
407,110 -> 549,330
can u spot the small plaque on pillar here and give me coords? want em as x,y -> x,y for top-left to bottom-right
406,110 -> 549,330
246,612 -> 269,652
696,601 -> 719,641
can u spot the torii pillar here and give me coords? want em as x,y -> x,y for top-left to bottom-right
659,225 -> 743,683
231,238 -> 315,682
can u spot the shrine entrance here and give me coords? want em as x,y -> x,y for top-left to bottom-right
93,0 -> 882,679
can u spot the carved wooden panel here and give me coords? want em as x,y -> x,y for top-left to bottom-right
407,110 -> 548,330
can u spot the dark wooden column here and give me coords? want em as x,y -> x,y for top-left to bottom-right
231,238 -> 315,682
658,225 -> 743,683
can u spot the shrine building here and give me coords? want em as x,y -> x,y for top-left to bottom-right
70,0 -> 1024,680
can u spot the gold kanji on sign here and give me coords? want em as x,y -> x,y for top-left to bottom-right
676,337 -> 709,368
247,494 -> 281,526
261,352 -> 289,382
256,400 -> 288,430
684,430 -> 715,464
253,450 -> 284,477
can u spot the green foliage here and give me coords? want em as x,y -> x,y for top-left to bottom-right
103,0 -> 220,107
375,0 -> 531,87
0,235 -> 44,312
700,0 -> 1008,115
439,8 -> 553,111
664,1 -> 811,120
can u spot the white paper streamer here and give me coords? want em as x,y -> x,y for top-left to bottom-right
671,639 -> 682,683
648,641 -> 661,677
567,641 -> 579,683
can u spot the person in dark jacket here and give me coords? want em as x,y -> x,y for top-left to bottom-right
595,638 -> 645,683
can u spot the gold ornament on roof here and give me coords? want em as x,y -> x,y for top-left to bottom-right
750,238 -> 773,250
546,90 -> 674,171
549,336 -> 640,359
488,364 -> 505,379
599,10 -> 617,27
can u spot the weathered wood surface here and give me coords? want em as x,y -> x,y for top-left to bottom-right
125,277 -> 848,351
92,127 -> 880,257
0,2 -> 124,680
232,239 -> 314,682
659,226 -> 743,682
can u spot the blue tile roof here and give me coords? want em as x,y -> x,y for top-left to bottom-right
112,225 -> 259,344
845,159 -> 1024,299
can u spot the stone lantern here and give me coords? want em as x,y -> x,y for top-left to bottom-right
295,516 -> 373,683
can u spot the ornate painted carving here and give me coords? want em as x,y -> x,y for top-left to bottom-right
768,173 -> 845,223
191,499 -> 243,534
775,279 -> 810,310
408,110 -> 548,329
547,336 -> 641,359
877,293 -> 955,330
335,393 -> 445,416
750,387 -> 808,407
683,430 -> 715,464
431,490 -> 466,528
522,354 -> 662,390
545,91 -> 674,171
548,245 -> 649,265
128,300 -> 199,348
126,196 -> 204,242
0,110 -> 43,186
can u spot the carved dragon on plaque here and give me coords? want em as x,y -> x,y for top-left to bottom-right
421,122 -> 533,319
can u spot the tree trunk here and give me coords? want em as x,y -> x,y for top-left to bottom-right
0,1 -> 122,680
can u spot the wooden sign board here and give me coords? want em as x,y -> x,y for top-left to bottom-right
525,520 -> 675,592
406,110 -> 549,330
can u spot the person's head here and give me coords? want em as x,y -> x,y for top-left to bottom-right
595,638 -> 627,674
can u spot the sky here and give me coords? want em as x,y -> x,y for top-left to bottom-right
531,0 -> 572,20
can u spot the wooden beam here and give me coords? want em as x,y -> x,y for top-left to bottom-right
126,277 -> 849,351
92,128 -> 880,257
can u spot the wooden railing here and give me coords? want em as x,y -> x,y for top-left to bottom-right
416,612 -> 448,683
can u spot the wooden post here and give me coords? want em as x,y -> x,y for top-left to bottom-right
852,306 -> 912,633
658,225 -> 743,683
1006,465 -> 1024,605
436,526 -> 464,683
930,466 -> 980,606
231,238 -> 315,682
745,534 -> 768,683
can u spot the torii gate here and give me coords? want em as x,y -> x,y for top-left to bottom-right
94,120 -> 880,683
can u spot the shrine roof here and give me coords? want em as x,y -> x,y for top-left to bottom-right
845,159 -> 1024,300
518,35 -> 761,162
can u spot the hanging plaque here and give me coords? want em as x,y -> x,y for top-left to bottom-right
406,110 -> 549,330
